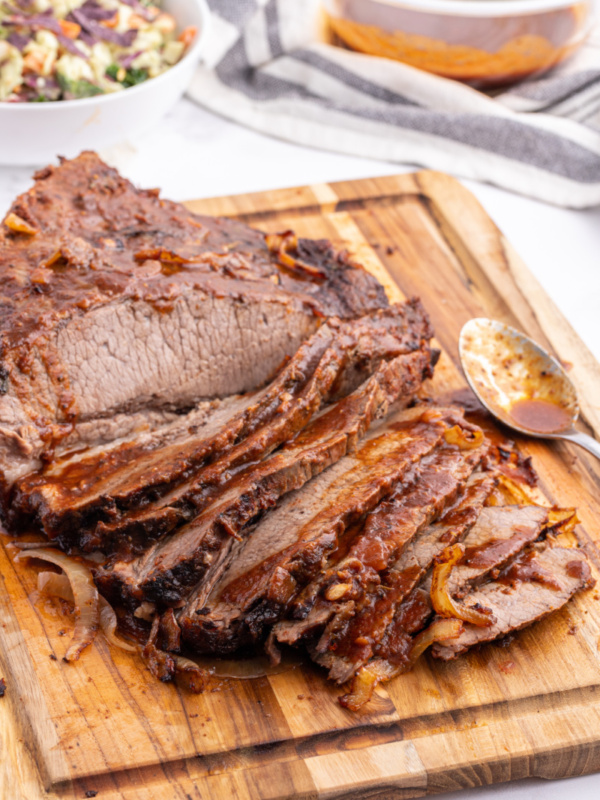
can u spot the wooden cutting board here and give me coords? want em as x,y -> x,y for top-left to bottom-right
2,171 -> 600,800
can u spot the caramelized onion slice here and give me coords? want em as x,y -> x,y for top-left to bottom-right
496,474 -> 537,505
407,618 -> 464,667
265,230 -> 327,280
173,655 -> 209,693
38,569 -> 137,653
444,425 -> 484,450
11,540 -> 59,550
17,548 -> 99,662
338,660 -> 398,711
38,571 -> 73,602
5,212 -> 37,235
99,600 -> 138,653
546,508 -> 578,537
431,544 -> 496,627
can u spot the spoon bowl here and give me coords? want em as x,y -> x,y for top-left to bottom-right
459,318 -> 600,461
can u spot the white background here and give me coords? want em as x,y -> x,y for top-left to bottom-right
1,96 -> 600,798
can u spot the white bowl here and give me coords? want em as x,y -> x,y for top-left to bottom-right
0,0 -> 210,166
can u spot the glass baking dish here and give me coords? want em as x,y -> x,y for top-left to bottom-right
323,0 -> 594,87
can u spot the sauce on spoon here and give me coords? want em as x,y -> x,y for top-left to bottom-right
509,398 -> 573,434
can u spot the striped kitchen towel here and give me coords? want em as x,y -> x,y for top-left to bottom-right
188,0 -> 600,208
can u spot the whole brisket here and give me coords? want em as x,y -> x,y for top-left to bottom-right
0,153 -> 388,487
1,154 -> 593,713
11,302 -> 433,550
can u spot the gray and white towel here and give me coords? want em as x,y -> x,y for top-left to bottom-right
188,0 -> 600,207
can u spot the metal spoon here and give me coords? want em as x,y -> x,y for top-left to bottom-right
459,318 -> 600,461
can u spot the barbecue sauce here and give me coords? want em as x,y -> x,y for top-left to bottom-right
509,398 -> 572,434
497,551 -> 563,591
566,559 -> 592,582
461,528 -> 540,572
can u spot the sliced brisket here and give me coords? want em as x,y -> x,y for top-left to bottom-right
0,153 -> 388,486
12,302 -> 432,550
327,499 -> 548,683
270,471 -> 491,659
96,350 -> 434,608
444,505 -> 549,598
177,408 -> 469,656
338,541 -> 593,711
295,439 -> 489,683
431,545 -> 593,660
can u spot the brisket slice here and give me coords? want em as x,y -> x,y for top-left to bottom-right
96,350 -> 434,608
444,505 -> 549,598
382,473 -> 497,600
273,471 -> 494,663
320,498 -> 548,684
270,475 -> 492,656
0,153 -> 388,486
431,545 -> 594,660
12,302 -> 432,550
178,408 -> 467,656
338,540 -> 593,711
8,327 -> 331,536
292,442 -> 489,682
333,585 -> 436,711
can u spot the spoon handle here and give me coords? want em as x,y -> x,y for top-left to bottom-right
561,430 -> 600,462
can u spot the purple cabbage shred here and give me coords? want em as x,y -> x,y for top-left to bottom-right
7,31 -> 30,50
71,8 -> 137,47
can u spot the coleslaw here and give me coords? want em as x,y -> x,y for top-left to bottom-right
0,0 -> 197,101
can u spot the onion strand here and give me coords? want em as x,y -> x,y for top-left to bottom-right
431,544 -> 496,627
16,548 -> 100,662
444,425 -> 484,450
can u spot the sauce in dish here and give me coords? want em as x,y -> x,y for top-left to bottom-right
324,0 -> 591,87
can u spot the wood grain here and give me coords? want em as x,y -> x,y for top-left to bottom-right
2,170 -> 600,800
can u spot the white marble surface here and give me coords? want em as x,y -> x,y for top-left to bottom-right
1,96 -> 600,799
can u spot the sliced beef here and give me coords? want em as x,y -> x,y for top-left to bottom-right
9,324 -> 334,532
0,153 -> 388,486
96,350 -> 435,609
432,546 -> 593,660
177,408 -> 467,656
374,587 -> 434,667
444,505 -> 549,598
340,474 -> 495,669
384,473 -> 497,596
12,302 -> 432,550
281,472 -> 491,674
271,475 -> 491,658
318,497 -> 547,684
293,440 -> 489,683
337,541 -> 593,711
